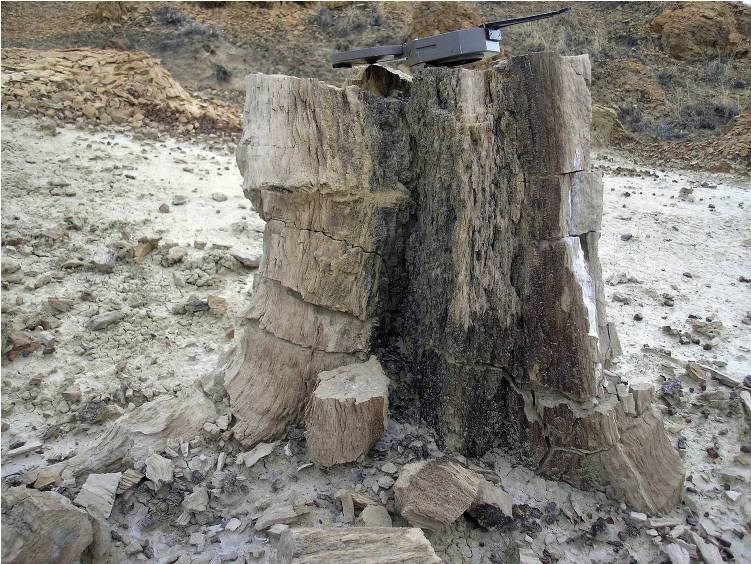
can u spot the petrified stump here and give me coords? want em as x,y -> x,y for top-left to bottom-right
230,52 -> 684,513
305,356 -> 389,466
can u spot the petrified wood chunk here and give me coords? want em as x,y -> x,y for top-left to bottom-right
395,460 -> 480,530
394,459 -> 512,530
231,53 -> 684,513
305,356 -> 389,467
275,527 -> 441,564
73,472 -> 121,518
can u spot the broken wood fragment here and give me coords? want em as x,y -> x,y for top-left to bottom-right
73,472 -> 121,518
276,527 -> 441,563
394,459 -> 482,530
305,356 -> 389,467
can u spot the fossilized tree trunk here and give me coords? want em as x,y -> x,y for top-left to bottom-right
230,53 -> 684,514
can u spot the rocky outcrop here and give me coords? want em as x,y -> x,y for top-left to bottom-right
651,4 -> 750,61
2,487 -> 94,564
231,53 -> 684,513
1,48 -> 240,132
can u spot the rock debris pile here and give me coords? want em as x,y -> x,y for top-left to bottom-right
1,48 -> 240,136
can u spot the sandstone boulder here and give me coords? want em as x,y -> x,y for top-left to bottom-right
2,487 -> 93,564
592,104 -> 629,148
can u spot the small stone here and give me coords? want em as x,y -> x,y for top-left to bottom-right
254,503 -> 307,531
230,249 -> 261,269
48,297 -> 75,313
185,298 -> 208,313
724,490 -> 741,503
144,453 -> 174,488
648,517 -> 682,528
215,414 -> 230,431
663,544 -> 690,564
267,523 -> 289,538
87,310 -> 125,331
73,472 -> 121,518
203,422 -> 221,437
183,486 -> 209,513
628,511 -> 648,526
633,312 -> 643,321
620,233 -> 633,241
92,248 -> 116,273
188,532 -> 205,546
381,462 -> 398,475
62,386 -> 82,403
175,511 -> 191,526
48,177 -> 70,187
2,260 -> 21,276
166,246 -> 187,265
237,441 -> 277,468
125,541 -> 143,555
377,475 -> 395,489
172,195 -> 187,206
357,505 -> 392,527
133,237 -> 159,264
661,378 -> 682,397
211,192 -> 228,202
188,454 -> 214,475
518,548 -> 543,564
216,452 -> 227,471
612,292 -> 632,304
740,390 -> 751,418
207,294 -> 227,316
158,203 -> 170,213
117,469 -> 144,494
225,517 -> 242,531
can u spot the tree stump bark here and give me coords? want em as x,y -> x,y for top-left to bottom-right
230,53 -> 684,514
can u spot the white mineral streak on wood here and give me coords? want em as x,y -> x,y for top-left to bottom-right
564,236 -> 600,340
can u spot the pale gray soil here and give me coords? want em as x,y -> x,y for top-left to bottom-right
1,116 -> 749,563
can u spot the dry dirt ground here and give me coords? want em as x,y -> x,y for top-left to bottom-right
1,114 -> 750,563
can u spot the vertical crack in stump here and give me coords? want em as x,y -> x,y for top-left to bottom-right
231,56 -> 684,514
